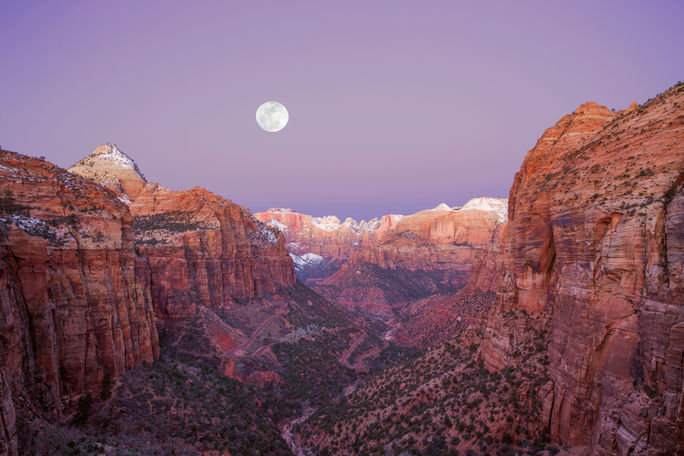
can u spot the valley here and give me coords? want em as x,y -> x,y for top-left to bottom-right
0,82 -> 682,456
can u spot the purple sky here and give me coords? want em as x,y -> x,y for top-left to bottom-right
1,1 -> 682,220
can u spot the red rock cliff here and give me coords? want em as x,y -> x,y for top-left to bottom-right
129,185 -> 296,320
0,150 -> 159,455
69,145 -> 296,321
477,84 -> 684,454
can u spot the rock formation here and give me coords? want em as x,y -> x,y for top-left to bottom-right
0,149 -> 159,455
69,145 -> 296,322
476,84 -> 684,454
0,144 -> 297,454
68,143 -> 147,201
129,186 -> 296,321
292,83 -> 684,456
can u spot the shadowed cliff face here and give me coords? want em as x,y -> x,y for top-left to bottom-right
0,150 -> 159,455
478,84 -> 684,454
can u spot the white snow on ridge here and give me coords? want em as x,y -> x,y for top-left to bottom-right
290,252 -> 325,271
311,215 -> 393,234
267,208 -> 295,214
431,203 -> 453,211
266,218 -> 288,232
312,215 -> 343,232
90,143 -> 138,170
258,224 -> 278,245
69,143 -> 146,182
361,218 -> 381,231
461,197 -> 508,222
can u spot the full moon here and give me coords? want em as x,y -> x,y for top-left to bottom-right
256,101 -> 289,132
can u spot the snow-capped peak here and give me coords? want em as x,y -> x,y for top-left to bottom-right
431,203 -> 453,211
70,143 -> 146,181
266,218 -> 288,232
90,143 -> 138,171
460,197 -> 508,222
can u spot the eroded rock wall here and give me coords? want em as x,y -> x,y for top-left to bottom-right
478,85 -> 684,454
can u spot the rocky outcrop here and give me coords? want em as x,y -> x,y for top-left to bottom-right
0,149 -> 159,455
129,185 -> 296,320
68,143 -> 147,201
477,83 -> 684,454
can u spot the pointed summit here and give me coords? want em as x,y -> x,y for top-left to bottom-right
69,143 -> 147,201
431,203 -> 453,211
88,143 -> 143,173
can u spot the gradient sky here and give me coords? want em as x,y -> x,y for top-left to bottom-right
1,1 -> 682,220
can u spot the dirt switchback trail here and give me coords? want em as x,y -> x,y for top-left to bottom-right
338,331 -> 365,368
224,315 -> 278,357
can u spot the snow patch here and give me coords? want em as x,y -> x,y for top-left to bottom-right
267,208 -> 295,213
266,218 -> 288,232
91,143 -> 138,170
311,215 -> 342,232
360,218 -> 381,231
460,197 -> 508,222
258,224 -> 278,245
69,143 -> 146,182
290,252 -> 325,272
0,164 -> 19,173
431,203 -> 453,211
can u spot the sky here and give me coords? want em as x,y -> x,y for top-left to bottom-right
1,1 -> 682,220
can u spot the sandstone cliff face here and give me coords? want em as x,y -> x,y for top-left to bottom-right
477,84 -> 684,454
129,185 -> 296,320
0,150 -> 159,455
2,144 -> 298,454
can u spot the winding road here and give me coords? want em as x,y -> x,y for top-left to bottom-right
224,315 -> 278,357
338,331 -> 366,369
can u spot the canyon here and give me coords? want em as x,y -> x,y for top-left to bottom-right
0,82 -> 682,456
299,82 -> 684,455
0,143 -> 412,455
257,198 -> 507,323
